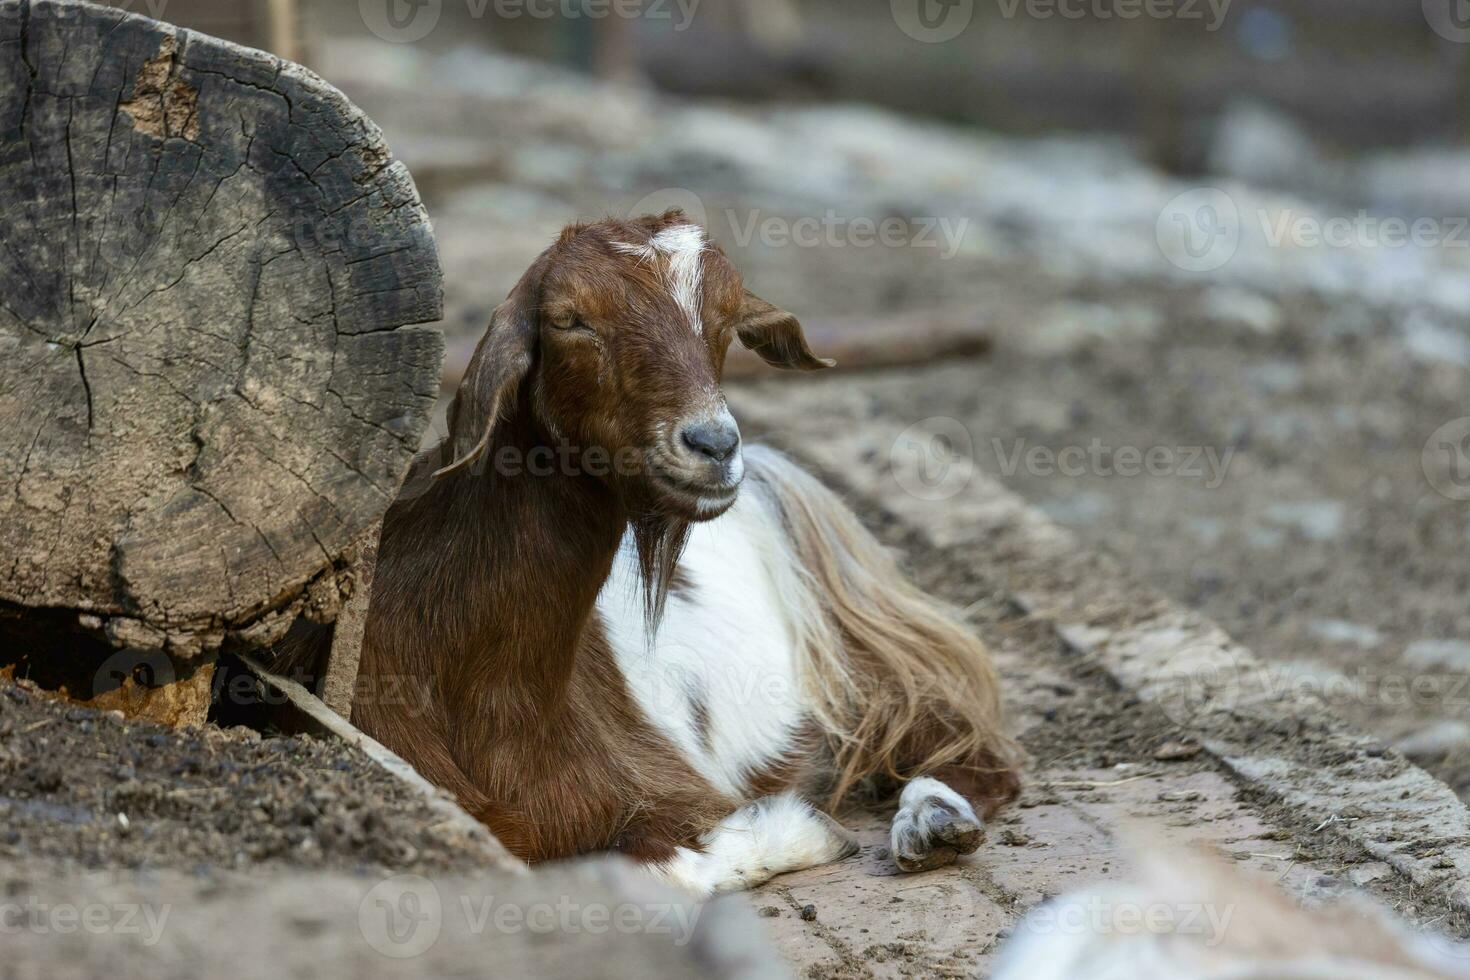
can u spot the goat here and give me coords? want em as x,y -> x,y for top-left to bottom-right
352,210 -> 1021,895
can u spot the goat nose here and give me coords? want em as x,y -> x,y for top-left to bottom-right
680,420 -> 741,462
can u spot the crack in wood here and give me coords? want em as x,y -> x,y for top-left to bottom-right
1,0 -> 442,654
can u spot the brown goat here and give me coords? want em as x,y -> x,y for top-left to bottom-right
353,211 -> 1020,894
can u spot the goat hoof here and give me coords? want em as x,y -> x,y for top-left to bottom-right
813,809 -> 862,861
890,778 -> 985,873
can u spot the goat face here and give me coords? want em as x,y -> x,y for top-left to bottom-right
439,210 -> 832,523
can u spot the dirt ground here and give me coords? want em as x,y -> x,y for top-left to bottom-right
7,28 -> 1470,980
0,677 -> 485,877
733,433 -> 1470,976
7,421 -> 1467,976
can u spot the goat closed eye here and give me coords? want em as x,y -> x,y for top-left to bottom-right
551,315 -> 597,337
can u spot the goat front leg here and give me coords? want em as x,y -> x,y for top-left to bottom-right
647,793 -> 859,898
889,751 -> 1020,872
890,776 -> 987,872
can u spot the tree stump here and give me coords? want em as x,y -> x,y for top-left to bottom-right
0,1 -> 443,674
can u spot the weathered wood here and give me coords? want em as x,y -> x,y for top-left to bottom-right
0,0 -> 443,657
321,520 -> 378,718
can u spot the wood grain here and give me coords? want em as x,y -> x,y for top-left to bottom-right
0,0 -> 443,656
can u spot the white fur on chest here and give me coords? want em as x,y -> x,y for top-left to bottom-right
597,489 -> 809,800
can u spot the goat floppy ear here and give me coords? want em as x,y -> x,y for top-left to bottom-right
433,260 -> 545,479
735,289 -> 834,371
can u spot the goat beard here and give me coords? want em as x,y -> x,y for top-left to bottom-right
631,512 -> 690,633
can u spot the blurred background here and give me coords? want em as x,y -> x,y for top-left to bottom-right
109,0 -> 1470,796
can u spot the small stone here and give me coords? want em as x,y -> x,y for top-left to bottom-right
1347,863 -> 1392,887
1404,641 -> 1470,673
1307,619 -> 1383,649
1263,501 -> 1344,542
1394,721 -> 1470,761
1199,286 -> 1282,336
799,904 -> 818,922
1153,740 -> 1202,761
1158,790 -> 1204,803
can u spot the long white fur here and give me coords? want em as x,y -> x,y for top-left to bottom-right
599,445 -> 984,893
599,456 -> 805,798
644,792 -> 856,898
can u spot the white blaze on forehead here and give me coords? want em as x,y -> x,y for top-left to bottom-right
612,223 -> 707,334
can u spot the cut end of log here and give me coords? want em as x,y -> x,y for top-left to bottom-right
0,0 -> 445,658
